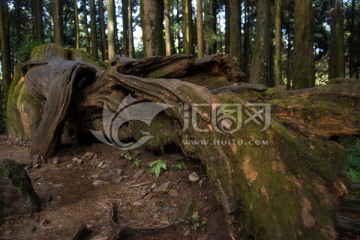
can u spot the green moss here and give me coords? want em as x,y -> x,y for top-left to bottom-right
30,43 -> 67,61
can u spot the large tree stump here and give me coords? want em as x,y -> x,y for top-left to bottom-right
7,44 -> 360,239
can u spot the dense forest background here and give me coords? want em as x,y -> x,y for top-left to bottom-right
0,0 -> 359,116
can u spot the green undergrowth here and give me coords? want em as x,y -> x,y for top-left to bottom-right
341,136 -> 360,182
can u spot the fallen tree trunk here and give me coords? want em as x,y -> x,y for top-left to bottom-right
7,44 -> 360,239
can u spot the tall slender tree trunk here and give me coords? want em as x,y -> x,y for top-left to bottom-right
249,0 -> 271,84
128,0 -> 135,58
99,0 -> 108,59
165,0 -> 172,56
329,0 -> 345,79
225,0 -> 230,54
274,0 -> 282,86
243,0 -> 250,76
122,0 -> 129,57
89,0 -> 98,59
52,0 -> 64,45
286,19 -> 293,90
74,0 -> 80,49
15,0 -> 21,48
34,0 -> 44,42
141,0 -> 165,57
176,0 -> 182,53
183,0 -> 194,55
229,0 -> 241,69
196,0 -> 204,58
0,0 -> 11,97
82,0 -> 91,52
107,0 -> 116,60
349,0 -> 356,78
292,0 -> 315,89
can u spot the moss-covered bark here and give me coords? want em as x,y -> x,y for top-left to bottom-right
7,44 -> 360,239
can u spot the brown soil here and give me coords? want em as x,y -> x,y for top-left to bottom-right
0,136 -> 230,240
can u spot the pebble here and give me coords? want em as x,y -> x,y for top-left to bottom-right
189,172 -> 200,182
131,200 -> 144,207
32,164 -> 41,169
52,158 -> 59,164
66,164 -> 73,168
116,169 -> 123,176
93,180 -> 109,187
72,158 -> 83,164
153,181 -> 172,193
97,162 -> 104,168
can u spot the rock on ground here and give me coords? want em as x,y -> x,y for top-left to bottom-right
0,159 -> 41,222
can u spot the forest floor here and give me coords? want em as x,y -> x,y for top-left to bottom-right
0,136 -> 230,240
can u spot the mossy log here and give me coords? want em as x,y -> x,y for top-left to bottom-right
6,44 -> 360,239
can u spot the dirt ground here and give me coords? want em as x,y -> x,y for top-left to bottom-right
0,136 -> 230,240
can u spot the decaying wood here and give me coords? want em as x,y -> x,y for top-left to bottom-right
210,82 -> 268,94
7,44 -> 360,239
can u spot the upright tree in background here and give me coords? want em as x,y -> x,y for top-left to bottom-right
196,0 -> 204,58
82,0 -> 91,52
32,0 -> 44,42
204,0 -> 216,54
0,0 -> 11,96
107,0 -> 116,60
243,0 -> 251,74
292,0 -> 315,89
165,0 -> 172,56
89,0 -> 98,59
349,0 -> 358,78
53,0 -> 64,45
99,0 -> 108,59
122,0 -> 129,57
249,0 -> 271,84
141,0 -> 165,57
229,0 -> 241,68
128,0 -> 135,58
183,0 -> 194,55
329,0 -> 345,79
74,0 -> 80,49
274,0 -> 282,86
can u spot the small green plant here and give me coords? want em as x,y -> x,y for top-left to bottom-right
150,159 -> 167,178
199,178 -> 206,187
172,162 -> 187,170
120,151 -> 132,161
192,216 -> 206,231
134,159 -> 142,168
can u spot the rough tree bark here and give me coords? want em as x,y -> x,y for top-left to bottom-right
82,0 -> 91,52
249,0 -> 271,85
0,0 -> 12,95
141,0 -> 165,57
274,0 -> 282,86
196,0 -> 204,58
107,0 -> 116,60
121,0 -> 129,57
74,0 -> 80,49
329,0 -> 345,79
229,0 -> 241,69
89,0 -> 99,60
128,0 -> 135,58
183,0 -> 194,55
98,0 -> 108,60
292,0 -> 315,89
32,0 -> 44,42
165,0 -> 172,56
52,0 -> 64,45
7,44 -> 360,240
